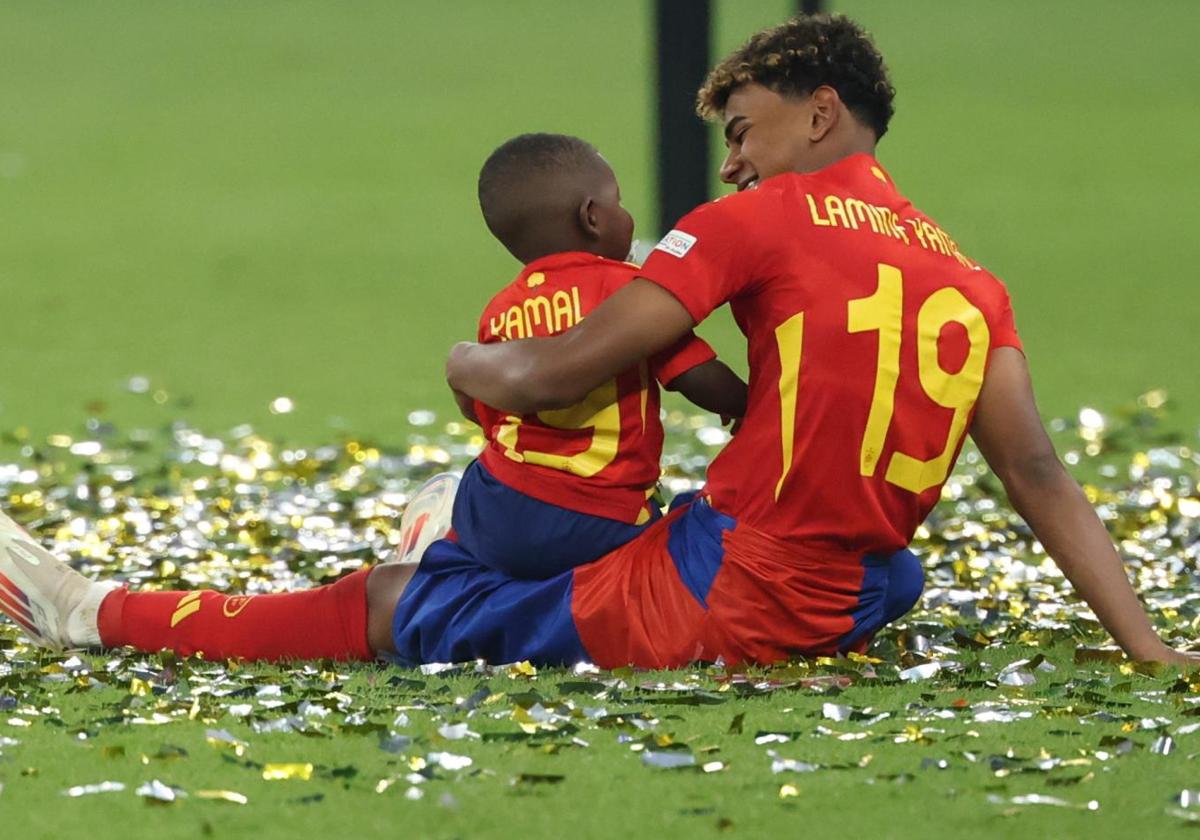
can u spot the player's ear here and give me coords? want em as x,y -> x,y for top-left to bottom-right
577,197 -> 601,239
809,85 -> 839,142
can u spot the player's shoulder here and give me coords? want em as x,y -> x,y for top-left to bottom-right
657,187 -> 777,264
968,265 -> 1016,311
692,181 -> 778,221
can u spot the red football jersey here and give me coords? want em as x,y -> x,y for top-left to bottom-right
475,252 -> 716,524
640,154 -> 1021,552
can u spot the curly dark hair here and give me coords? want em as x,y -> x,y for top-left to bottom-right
696,14 -> 895,139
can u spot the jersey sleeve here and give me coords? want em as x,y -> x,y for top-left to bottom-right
638,195 -> 767,325
990,282 -> 1022,352
649,332 -> 718,386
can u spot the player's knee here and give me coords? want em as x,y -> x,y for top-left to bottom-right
883,550 -> 924,625
365,564 -> 415,656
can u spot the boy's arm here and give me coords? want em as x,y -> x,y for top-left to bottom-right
664,359 -> 748,420
970,347 -> 1194,665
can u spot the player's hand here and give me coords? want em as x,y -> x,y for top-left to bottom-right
1154,648 -> 1200,669
1130,641 -> 1200,669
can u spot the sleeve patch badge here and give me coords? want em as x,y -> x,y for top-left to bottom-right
654,229 -> 698,259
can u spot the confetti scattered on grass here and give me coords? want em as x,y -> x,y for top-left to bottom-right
0,392 -> 1197,835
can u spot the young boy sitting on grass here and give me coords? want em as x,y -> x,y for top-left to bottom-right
401,132 -> 748,578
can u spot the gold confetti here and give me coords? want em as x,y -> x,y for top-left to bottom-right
0,395 -> 1196,822
507,660 -> 538,678
262,763 -> 314,781
195,790 -> 249,805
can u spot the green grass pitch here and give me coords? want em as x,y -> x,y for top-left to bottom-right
1,1 -> 1199,837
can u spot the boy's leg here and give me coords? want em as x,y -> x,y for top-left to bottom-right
452,460 -> 655,579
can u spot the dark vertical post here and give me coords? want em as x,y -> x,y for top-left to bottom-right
799,0 -> 824,13
654,0 -> 711,236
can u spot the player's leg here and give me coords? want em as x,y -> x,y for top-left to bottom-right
388,535 -> 592,665
96,569 -> 378,661
0,509 -> 117,649
387,501 -> 722,668
882,549 -> 925,625
365,563 -> 412,655
0,507 -> 408,661
832,548 -> 924,654
385,499 -> 928,668
699,524 -> 926,660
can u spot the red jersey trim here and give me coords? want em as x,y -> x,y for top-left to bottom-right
651,334 -> 717,386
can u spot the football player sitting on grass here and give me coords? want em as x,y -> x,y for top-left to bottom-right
2,14 -> 1194,669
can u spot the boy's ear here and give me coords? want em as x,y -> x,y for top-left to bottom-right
577,197 -> 601,239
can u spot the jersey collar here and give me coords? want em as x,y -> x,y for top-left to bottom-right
757,152 -> 892,193
521,251 -> 620,276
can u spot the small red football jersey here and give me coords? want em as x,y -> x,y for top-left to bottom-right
475,252 -> 716,524
640,154 -> 1021,551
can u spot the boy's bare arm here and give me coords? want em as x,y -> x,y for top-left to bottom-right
664,359 -> 748,420
970,347 -> 1193,665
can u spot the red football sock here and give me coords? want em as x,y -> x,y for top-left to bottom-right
97,569 -> 374,662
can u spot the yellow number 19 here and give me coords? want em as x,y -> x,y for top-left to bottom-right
773,263 -> 990,499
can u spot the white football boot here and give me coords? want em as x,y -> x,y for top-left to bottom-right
392,472 -> 460,565
0,509 -> 116,650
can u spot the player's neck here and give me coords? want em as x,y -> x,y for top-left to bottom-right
802,131 -> 877,174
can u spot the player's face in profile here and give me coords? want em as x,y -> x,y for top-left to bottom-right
719,83 -> 816,191
590,162 -> 635,261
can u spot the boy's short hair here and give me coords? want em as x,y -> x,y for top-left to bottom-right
477,133 -> 601,243
696,14 -> 895,139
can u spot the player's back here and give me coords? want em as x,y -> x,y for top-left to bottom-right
643,154 -> 1021,552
